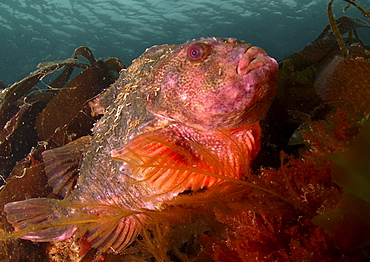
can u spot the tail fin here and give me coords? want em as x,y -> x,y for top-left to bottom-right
3,197 -> 144,253
4,198 -> 77,241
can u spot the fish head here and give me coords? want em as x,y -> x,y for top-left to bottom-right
145,37 -> 279,130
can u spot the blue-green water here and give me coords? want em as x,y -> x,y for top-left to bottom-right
0,0 -> 368,85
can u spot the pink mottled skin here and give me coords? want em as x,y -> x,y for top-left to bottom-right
4,38 -> 279,254
146,38 -> 278,131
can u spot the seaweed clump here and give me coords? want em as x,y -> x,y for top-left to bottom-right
124,113 -> 367,262
0,47 -> 124,262
120,1 -> 370,261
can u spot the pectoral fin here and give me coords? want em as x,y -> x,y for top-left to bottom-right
111,130 -> 235,194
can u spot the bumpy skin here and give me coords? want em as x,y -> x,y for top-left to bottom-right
145,40 -> 277,130
4,38 -> 278,253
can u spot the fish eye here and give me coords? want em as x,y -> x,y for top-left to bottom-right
187,42 -> 210,62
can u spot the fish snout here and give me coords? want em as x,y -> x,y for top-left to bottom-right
237,46 -> 271,76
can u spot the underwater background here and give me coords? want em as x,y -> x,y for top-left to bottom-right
0,0 -> 369,85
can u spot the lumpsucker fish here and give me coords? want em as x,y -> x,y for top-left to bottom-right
3,38 -> 278,253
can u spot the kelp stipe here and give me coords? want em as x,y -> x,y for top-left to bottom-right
341,0 -> 370,20
328,0 -> 370,58
328,0 -> 348,58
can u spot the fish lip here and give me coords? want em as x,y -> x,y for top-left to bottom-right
237,46 -> 273,75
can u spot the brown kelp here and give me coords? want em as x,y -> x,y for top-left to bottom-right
0,47 -> 124,261
0,46 -> 124,185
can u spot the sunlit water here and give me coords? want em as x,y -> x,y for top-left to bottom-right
0,0 -> 368,85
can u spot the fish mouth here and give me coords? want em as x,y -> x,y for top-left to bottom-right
237,46 -> 273,75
